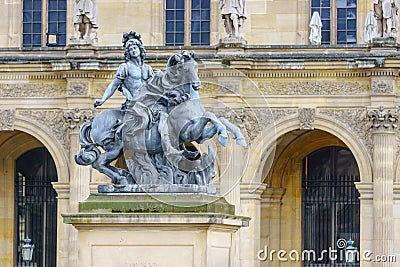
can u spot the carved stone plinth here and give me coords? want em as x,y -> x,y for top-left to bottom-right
218,37 -> 247,49
63,194 -> 249,267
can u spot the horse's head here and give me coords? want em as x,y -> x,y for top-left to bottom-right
166,50 -> 201,91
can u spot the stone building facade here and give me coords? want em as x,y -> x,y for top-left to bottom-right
0,0 -> 399,266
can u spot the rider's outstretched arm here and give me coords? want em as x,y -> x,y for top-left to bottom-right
94,78 -> 123,107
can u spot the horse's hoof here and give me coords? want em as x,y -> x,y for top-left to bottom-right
236,137 -> 247,147
218,135 -> 228,147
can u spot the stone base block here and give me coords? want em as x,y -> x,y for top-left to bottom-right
63,194 -> 249,267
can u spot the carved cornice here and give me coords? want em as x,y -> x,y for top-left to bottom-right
18,110 -> 70,152
0,109 -> 15,131
367,106 -> 398,131
258,80 -> 370,95
63,108 -> 93,130
0,83 -> 66,97
299,108 -> 315,130
319,108 -> 372,155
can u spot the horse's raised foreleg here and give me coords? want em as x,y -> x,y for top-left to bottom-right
218,117 -> 247,147
196,124 -> 218,144
203,112 -> 228,146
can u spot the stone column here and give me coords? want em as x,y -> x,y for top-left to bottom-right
367,106 -> 397,266
240,182 -> 266,267
260,187 -> 285,267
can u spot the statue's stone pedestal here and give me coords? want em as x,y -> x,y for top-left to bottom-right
63,193 -> 249,267
218,37 -> 247,54
370,37 -> 398,55
66,42 -> 97,58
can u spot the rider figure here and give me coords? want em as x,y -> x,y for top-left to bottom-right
94,32 -> 154,110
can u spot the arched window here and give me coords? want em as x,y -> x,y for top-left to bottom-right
15,147 -> 58,267
166,0 -> 210,46
23,0 -> 67,47
302,146 -> 360,266
311,0 -> 357,44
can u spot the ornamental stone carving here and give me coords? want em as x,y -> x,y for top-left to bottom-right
63,108 -> 93,129
258,80 -> 370,95
0,109 -> 15,131
68,81 -> 89,96
299,108 -> 315,130
18,110 -> 70,152
367,106 -> 399,131
218,80 -> 240,94
371,79 -> 394,94
0,83 -> 66,97
319,108 -> 373,155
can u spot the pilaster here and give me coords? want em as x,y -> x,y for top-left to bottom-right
367,106 -> 397,266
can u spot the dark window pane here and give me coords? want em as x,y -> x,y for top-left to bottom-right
322,31 -> 330,42
23,12 -> 33,23
311,7 -> 320,14
23,23 -> 32,33
176,10 -> 184,20
48,0 -> 57,10
201,10 -> 210,20
48,23 -> 57,33
23,34 -> 31,45
33,23 -> 41,33
192,0 -> 200,9
347,19 -> 356,30
201,0 -> 210,8
337,31 -> 346,42
321,8 -> 330,19
337,19 -> 346,30
48,11 -> 57,21
176,21 -> 184,31
59,11 -> 66,21
192,21 -> 200,31
201,32 -> 210,44
337,8 -> 346,18
33,0 -> 41,10
59,22 -> 66,33
176,0 -> 184,9
58,34 -> 66,45
176,33 -> 184,44
166,21 -> 174,31
33,11 -> 41,21
33,34 -> 41,44
322,19 -> 330,30
166,33 -> 174,44
192,10 -> 200,20
191,33 -> 200,44
201,21 -> 210,31
166,0 -> 174,9
24,0 -> 33,10
321,0 -> 330,7
166,10 -> 174,20
59,0 -> 67,10
311,0 -> 320,7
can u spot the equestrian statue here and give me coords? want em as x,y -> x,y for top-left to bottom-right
75,31 -> 246,193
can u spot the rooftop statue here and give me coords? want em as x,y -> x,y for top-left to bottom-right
373,0 -> 399,38
72,0 -> 98,43
219,0 -> 246,38
75,31 -> 246,193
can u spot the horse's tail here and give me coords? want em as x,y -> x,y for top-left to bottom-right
75,122 -> 101,166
